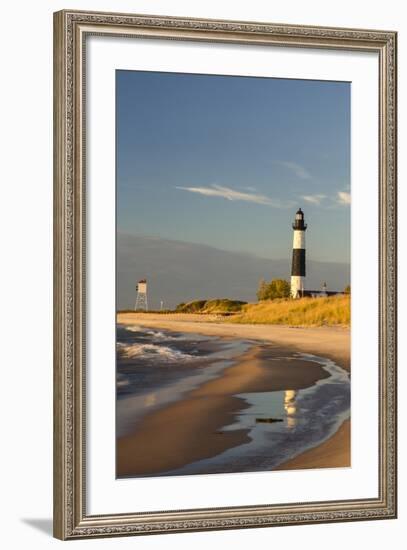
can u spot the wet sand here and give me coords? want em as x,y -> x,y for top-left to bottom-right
276,419 -> 350,470
117,313 -> 350,476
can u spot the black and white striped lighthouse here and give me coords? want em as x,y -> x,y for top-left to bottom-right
291,208 -> 307,298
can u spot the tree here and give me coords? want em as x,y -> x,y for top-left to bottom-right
257,278 -> 291,301
268,279 -> 291,299
256,278 -> 268,301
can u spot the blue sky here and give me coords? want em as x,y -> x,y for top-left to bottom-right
117,70 -> 350,263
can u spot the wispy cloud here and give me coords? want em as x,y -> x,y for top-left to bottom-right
275,161 -> 311,180
301,194 -> 326,205
176,184 -> 292,208
337,191 -> 351,205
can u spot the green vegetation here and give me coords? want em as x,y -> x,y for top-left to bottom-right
117,309 -> 172,314
175,298 -> 247,315
230,295 -> 350,327
257,278 -> 291,301
119,292 -> 350,327
175,300 -> 207,313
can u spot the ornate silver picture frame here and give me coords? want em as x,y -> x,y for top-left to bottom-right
53,9 -> 397,540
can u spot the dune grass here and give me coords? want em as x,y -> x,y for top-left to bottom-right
229,295 -> 350,327
176,298 -> 247,314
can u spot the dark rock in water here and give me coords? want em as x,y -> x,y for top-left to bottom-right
255,417 -> 283,424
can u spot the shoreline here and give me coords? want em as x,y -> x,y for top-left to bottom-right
117,313 -> 351,476
117,312 -> 350,371
117,344 -> 337,477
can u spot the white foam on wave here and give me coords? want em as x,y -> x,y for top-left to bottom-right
117,377 -> 130,388
122,325 -> 210,342
117,342 -> 197,363
123,325 -> 183,341
122,325 -> 143,332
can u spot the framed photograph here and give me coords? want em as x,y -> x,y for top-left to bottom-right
53,9 -> 397,540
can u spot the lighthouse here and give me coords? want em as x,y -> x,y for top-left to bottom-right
291,208 -> 307,298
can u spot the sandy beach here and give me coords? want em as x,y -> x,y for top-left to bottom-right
117,313 -> 350,476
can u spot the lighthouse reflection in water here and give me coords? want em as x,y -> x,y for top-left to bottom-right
284,390 -> 298,429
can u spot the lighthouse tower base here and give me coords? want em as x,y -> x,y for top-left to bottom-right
291,275 -> 305,299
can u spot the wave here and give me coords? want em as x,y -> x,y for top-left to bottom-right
121,325 -> 212,344
117,342 -> 197,363
122,325 -> 183,341
116,374 -> 130,388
